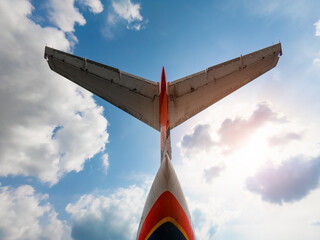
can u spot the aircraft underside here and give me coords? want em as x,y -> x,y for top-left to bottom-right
148,222 -> 187,240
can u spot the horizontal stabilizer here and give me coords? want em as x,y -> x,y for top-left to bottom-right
45,43 -> 282,132
45,47 -> 160,131
168,43 -> 282,129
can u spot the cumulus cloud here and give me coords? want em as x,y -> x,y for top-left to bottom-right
180,102 -> 285,154
66,185 -> 146,240
191,208 -> 217,239
218,102 -> 285,152
314,19 -> 320,36
313,58 -> 320,65
176,100 -> 320,237
0,184 -> 70,240
181,124 -> 215,151
0,0 -> 109,185
48,0 -> 86,32
102,153 -> 109,174
103,0 -> 145,38
268,132 -> 302,147
203,165 -> 225,183
246,156 -> 320,204
78,0 -> 104,14
111,0 -> 143,28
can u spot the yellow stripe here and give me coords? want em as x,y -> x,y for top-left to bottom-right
144,217 -> 189,240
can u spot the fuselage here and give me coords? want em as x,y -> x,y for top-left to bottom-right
136,154 -> 195,240
136,68 -> 195,240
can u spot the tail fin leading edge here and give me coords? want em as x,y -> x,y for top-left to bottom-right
159,67 -> 172,161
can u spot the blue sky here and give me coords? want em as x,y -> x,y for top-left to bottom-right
1,0 -> 320,239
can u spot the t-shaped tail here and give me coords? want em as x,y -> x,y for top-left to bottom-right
45,43 -> 282,162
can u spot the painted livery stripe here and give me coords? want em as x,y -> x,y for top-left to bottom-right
137,191 -> 195,240
159,67 -> 168,151
145,217 -> 189,240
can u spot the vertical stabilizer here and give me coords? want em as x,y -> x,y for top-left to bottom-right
159,67 -> 172,161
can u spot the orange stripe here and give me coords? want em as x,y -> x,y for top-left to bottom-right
137,191 -> 195,240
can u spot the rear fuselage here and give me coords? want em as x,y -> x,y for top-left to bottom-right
136,68 -> 195,240
136,157 -> 195,240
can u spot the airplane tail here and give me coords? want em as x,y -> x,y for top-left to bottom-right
45,43 -> 282,161
45,44 -> 282,240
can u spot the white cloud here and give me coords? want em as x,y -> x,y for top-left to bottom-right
203,164 -> 225,183
66,185 -> 146,240
189,199 -> 236,240
217,102 -> 285,152
268,132 -> 302,146
104,0 -> 145,37
180,102 -> 286,155
181,124 -> 215,151
175,101 -> 320,239
314,19 -> 320,36
313,58 -> 320,65
78,0 -> 104,14
112,0 -> 142,23
0,0 -> 109,185
246,156 -> 320,204
102,153 -> 109,174
48,0 -> 86,32
0,184 -> 70,240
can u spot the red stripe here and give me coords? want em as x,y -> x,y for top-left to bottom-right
159,67 -> 168,150
137,191 -> 195,240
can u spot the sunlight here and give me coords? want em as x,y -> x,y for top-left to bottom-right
227,128 -> 271,182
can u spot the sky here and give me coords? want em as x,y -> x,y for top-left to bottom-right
0,0 -> 320,239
